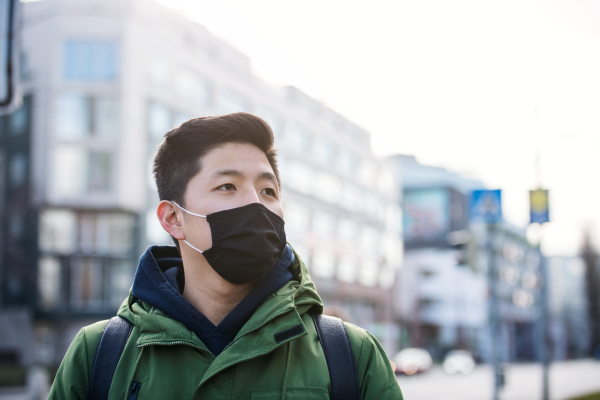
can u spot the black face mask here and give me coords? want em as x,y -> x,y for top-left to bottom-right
172,202 -> 286,284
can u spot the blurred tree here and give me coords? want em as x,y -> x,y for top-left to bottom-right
582,228 -> 600,357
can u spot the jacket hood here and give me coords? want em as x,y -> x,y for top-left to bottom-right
117,245 -> 323,354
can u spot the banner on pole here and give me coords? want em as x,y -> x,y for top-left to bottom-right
530,189 -> 549,224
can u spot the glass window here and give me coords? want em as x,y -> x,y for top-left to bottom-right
314,172 -> 341,204
106,260 -> 134,309
285,124 -> 310,153
9,153 -> 26,186
338,218 -> 359,242
379,266 -> 395,290
336,149 -> 358,175
95,213 -> 135,255
359,227 -> 379,254
313,210 -> 336,237
70,257 -> 104,310
175,69 -> 211,105
287,160 -> 314,195
148,102 -> 172,139
39,209 -> 78,254
63,40 -> 119,81
150,59 -> 169,86
9,104 -> 28,135
9,214 -> 23,239
94,97 -> 119,139
312,249 -> 335,279
284,202 -> 310,241
38,257 -> 62,310
217,90 -> 249,114
337,256 -> 358,283
312,137 -> 336,165
357,161 -> 378,186
256,108 -> 283,142
51,145 -> 87,198
56,93 -> 90,140
146,210 -> 170,244
88,150 -> 113,193
358,258 -> 379,287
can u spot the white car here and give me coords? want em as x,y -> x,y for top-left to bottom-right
393,348 -> 433,375
442,350 -> 476,374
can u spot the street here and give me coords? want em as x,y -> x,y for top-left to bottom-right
397,359 -> 600,400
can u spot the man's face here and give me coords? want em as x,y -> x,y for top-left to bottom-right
170,142 -> 283,251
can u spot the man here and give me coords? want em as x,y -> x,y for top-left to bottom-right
49,113 -> 403,399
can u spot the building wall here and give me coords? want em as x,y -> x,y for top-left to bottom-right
3,0 -> 403,365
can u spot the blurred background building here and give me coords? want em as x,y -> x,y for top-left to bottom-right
389,155 -> 545,364
0,0 -> 403,371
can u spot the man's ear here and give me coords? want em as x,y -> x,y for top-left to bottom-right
157,201 -> 185,240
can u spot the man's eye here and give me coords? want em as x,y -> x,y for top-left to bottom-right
262,188 -> 276,197
217,184 -> 236,191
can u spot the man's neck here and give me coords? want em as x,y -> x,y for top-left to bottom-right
181,250 -> 256,326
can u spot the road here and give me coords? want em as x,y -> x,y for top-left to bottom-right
397,359 -> 600,400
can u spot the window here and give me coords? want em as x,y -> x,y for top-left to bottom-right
337,256 -> 358,283
379,267 -> 396,290
40,209 -> 135,256
88,151 -> 113,193
63,40 -> 119,81
38,257 -> 62,310
148,102 -> 172,139
51,145 -> 87,197
313,210 -> 336,237
217,90 -> 249,114
314,172 -> 342,204
55,93 -> 119,140
336,149 -> 358,175
283,202 -> 311,241
338,219 -> 359,242
9,153 -> 26,186
150,59 -> 169,86
256,108 -> 283,142
146,210 -> 170,244
312,137 -> 336,166
39,209 -> 78,254
70,257 -> 104,310
285,124 -> 310,152
358,258 -> 379,287
286,160 -> 314,195
9,103 -> 28,135
312,249 -> 335,279
357,161 -> 378,186
175,69 -> 211,106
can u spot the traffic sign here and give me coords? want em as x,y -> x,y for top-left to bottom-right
470,189 -> 502,222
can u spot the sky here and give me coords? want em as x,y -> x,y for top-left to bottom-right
157,0 -> 600,256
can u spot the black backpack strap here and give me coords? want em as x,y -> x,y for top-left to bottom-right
89,316 -> 134,400
311,313 -> 360,400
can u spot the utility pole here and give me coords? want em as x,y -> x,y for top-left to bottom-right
487,223 -> 502,400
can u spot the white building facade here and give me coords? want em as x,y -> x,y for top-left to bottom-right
2,0 -> 402,364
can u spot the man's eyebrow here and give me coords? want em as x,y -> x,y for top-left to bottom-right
258,171 -> 278,183
211,168 -> 244,178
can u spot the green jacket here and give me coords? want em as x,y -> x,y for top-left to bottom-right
49,251 -> 403,399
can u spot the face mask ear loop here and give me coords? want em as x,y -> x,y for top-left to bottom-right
183,240 -> 204,254
171,201 -> 207,218
170,201 -> 207,254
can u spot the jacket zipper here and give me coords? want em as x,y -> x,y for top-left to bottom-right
129,381 -> 141,400
219,306 -> 295,354
137,340 -> 211,354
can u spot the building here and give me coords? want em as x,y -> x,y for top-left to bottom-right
0,0 -> 402,367
547,256 -> 590,359
390,154 -> 541,363
389,155 -> 486,359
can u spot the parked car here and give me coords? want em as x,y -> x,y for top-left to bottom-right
392,348 -> 433,375
442,350 -> 476,374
